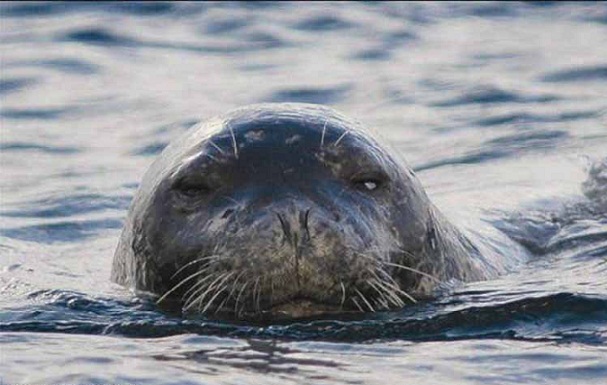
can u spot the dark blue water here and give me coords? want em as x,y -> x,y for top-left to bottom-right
1,2 -> 606,384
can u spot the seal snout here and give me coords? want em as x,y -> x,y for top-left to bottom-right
203,197 -> 374,315
275,206 -> 312,290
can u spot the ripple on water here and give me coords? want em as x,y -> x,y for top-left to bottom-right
474,110 -> 598,127
133,119 -> 200,156
1,292 -> 605,345
0,107 -> 74,120
0,77 -> 38,94
415,130 -> 569,171
1,219 -> 124,243
104,1 -> 176,16
351,30 -> 417,62
60,27 -> 136,47
541,65 -> 607,82
0,1 -> 71,17
292,15 -> 354,32
431,86 -> 559,107
1,193 -> 131,218
0,1 -> 176,18
352,47 -> 393,61
204,18 -> 252,35
58,25 -> 287,54
485,130 -> 568,148
241,31 -> 288,50
133,141 -> 169,156
267,85 -> 351,104
29,58 -> 100,75
0,142 -> 80,154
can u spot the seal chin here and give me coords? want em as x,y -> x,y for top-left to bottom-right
264,299 -> 346,319
196,297 -> 347,320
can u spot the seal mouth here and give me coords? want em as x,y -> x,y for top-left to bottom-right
205,297 -> 358,321
266,298 -> 343,318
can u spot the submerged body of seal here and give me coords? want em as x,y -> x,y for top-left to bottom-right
112,103 -> 518,319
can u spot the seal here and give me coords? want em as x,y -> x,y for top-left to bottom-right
112,103 -> 513,319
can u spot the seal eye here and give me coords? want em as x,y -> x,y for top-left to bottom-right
179,186 -> 205,198
173,178 -> 212,200
351,175 -> 385,192
362,180 -> 379,191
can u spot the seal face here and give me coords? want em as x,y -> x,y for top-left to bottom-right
112,103 -> 504,319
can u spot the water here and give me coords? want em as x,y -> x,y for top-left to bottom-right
1,2 -> 606,384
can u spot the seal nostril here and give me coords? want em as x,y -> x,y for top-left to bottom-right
276,213 -> 292,244
300,208 -> 311,241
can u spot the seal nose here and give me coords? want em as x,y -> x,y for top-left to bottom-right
275,208 -> 311,248
274,203 -> 312,289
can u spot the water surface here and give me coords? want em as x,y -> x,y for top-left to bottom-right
1,2 -> 607,384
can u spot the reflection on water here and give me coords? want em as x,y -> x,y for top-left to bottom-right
1,2 -> 606,384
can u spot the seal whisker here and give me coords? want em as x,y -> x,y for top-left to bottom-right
170,255 -> 218,279
352,249 -> 388,262
187,272 -> 234,312
339,281 -> 346,310
383,261 -> 442,284
270,277 -> 276,308
348,250 -> 419,305
227,122 -> 239,159
157,265 -> 214,304
368,276 -> 404,308
395,246 -> 422,261
351,297 -> 364,312
375,269 -> 418,304
376,294 -> 390,310
390,284 -> 417,305
320,119 -> 328,148
253,277 -> 262,313
215,271 -> 245,314
394,246 -> 443,273
201,285 -> 229,315
333,129 -> 349,147
184,282 -> 212,312
371,272 -> 397,310
368,279 -> 390,309
196,280 -> 224,313
226,271 -> 246,301
184,274 -> 223,312
354,288 -> 375,312
379,280 -> 406,308
208,140 -> 226,155
216,295 -> 230,314
234,279 -> 250,316
181,271 -> 221,303
183,272 -> 227,311
196,280 -> 225,312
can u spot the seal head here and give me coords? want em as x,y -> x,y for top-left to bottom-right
112,103 -> 501,319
